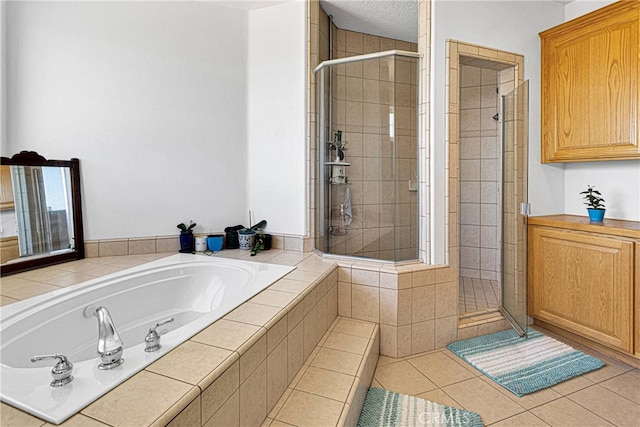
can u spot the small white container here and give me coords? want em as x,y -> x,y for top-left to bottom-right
194,236 -> 208,252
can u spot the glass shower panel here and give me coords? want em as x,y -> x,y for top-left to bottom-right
314,52 -> 419,262
500,80 -> 529,337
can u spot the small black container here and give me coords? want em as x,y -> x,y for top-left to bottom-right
224,225 -> 244,249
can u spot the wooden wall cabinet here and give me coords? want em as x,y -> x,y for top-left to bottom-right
540,1 -> 640,163
528,215 -> 639,359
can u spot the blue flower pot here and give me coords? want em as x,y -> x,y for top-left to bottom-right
587,208 -> 605,222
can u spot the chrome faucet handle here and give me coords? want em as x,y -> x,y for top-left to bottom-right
31,354 -> 74,387
144,317 -> 175,352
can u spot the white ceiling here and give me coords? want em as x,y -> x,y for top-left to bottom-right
320,0 -> 418,43
320,0 -> 574,44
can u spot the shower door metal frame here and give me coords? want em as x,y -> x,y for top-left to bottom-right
499,80 -> 530,338
313,50 -> 422,261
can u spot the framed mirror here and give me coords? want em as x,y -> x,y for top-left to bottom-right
0,151 -> 84,276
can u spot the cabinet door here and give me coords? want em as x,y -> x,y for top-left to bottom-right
541,1 -> 640,162
529,227 -> 634,352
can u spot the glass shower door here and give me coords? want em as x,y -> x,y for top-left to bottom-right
500,80 -> 529,337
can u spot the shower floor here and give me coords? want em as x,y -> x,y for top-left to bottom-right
458,276 -> 500,314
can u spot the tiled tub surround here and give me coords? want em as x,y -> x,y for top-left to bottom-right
336,260 -> 459,358
83,233 -> 312,258
0,250 -> 379,427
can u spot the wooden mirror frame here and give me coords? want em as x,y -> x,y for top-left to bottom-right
0,151 -> 85,276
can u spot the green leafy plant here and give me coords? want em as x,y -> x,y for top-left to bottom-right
250,234 -> 266,256
580,185 -> 605,210
177,220 -> 197,234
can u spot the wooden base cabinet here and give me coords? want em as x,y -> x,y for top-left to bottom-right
528,215 -> 639,357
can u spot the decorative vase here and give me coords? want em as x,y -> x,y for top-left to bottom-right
587,208 -> 605,222
179,232 -> 194,253
206,234 -> 224,252
237,229 -> 256,250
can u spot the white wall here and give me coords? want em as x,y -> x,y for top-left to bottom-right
562,0 -> 640,221
1,0 -> 7,155
247,1 -> 306,235
432,1 -> 566,224
6,1 -> 250,240
564,0 -> 615,20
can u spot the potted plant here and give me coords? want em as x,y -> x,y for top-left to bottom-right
580,185 -> 605,222
177,220 -> 197,253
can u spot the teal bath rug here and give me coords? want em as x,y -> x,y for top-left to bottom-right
447,329 -> 605,397
358,387 -> 483,427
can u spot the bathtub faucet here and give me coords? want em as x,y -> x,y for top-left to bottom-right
93,306 -> 124,370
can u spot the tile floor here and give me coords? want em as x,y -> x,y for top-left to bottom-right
458,276 -> 500,314
372,327 -> 640,427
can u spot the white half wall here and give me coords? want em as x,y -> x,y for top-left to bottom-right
6,1 -> 250,240
247,0 -> 307,235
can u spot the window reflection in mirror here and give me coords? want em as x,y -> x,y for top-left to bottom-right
1,151 -> 83,275
9,166 -> 75,261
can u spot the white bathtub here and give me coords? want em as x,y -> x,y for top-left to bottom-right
0,253 -> 294,424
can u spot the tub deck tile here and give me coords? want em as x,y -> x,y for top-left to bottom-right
81,370 -> 198,427
190,319 -> 263,352
145,340 -> 236,390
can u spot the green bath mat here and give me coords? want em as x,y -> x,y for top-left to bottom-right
358,387 -> 483,427
447,329 -> 605,397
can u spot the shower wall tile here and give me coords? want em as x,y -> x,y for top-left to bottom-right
458,62 -> 507,284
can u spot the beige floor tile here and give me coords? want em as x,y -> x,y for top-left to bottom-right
415,389 -> 462,409
295,366 -> 355,402
407,350 -> 477,387
478,376 -> 562,410
549,375 -> 594,396
82,370 -> 196,426
310,347 -> 363,376
530,397 -> 614,427
442,377 -> 525,425
374,361 -> 437,396
322,331 -> 369,354
489,411 -> 550,427
628,369 -> 640,379
567,384 -> 640,427
267,388 -> 293,419
274,390 -> 345,426
600,372 -> 640,404
332,317 -> 376,338
377,355 -> 400,366
579,351 -> 634,383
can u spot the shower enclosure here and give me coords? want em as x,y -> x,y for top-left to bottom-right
314,50 -> 420,262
